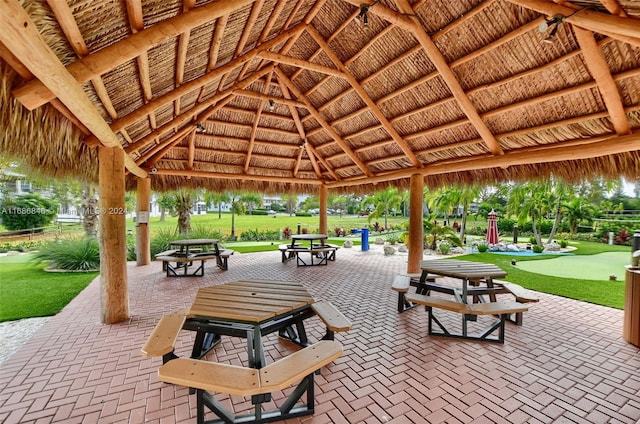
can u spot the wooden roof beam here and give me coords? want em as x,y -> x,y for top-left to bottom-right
243,68 -> 273,172
0,0 -> 146,177
341,0 -> 503,156
275,66 -> 373,177
0,41 -> 90,136
258,51 -> 346,79
234,89 -> 306,108
307,26 -> 422,168
125,0 -> 157,129
124,66 -> 272,155
275,76 -> 328,179
13,0 -> 257,110
83,28 -> 301,145
572,27 -> 631,135
598,0 -> 628,16
327,130 -> 640,189
506,0 -> 640,45
155,168 -> 323,185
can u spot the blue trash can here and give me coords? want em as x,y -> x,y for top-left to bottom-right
361,228 -> 369,251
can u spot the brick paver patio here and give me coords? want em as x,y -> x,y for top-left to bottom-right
1,246 -> 639,423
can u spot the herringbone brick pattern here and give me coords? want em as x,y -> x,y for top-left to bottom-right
1,246 -> 639,423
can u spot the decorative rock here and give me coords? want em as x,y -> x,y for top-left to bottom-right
343,240 -> 353,248
6,251 -> 22,256
383,246 -> 396,256
397,244 -> 408,253
375,238 -> 385,245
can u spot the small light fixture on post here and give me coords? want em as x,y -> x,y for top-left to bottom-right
299,139 -> 307,149
195,123 -> 207,134
268,99 -> 275,112
538,14 -> 564,43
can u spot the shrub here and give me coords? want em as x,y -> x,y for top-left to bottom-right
0,193 -> 58,231
282,226 -> 292,239
150,228 -> 179,256
477,243 -> 488,252
560,239 -> 568,248
438,242 -> 451,254
32,237 -> 100,271
532,244 -> 544,253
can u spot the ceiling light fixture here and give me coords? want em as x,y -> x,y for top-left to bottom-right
538,14 -> 564,43
195,123 -> 206,134
299,139 -> 307,149
538,8 -> 589,44
269,99 -> 275,112
357,1 -> 379,28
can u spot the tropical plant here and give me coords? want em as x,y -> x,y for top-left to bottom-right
156,192 -> 176,222
0,193 -> 58,231
564,197 -> 596,234
174,189 -> 194,234
203,191 -> 229,219
364,187 -> 403,231
32,237 -> 100,271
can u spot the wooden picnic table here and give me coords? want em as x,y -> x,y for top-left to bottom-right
184,279 -> 317,368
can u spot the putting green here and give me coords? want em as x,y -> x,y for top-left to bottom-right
516,252 -> 630,281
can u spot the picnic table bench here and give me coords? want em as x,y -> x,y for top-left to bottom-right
155,249 -> 234,277
278,243 -> 339,266
157,340 -> 343,424
406,293 -> 528,343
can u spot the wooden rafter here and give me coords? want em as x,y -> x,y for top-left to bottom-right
83,27 -> 303,146
125,0 -> 156,129
275,76 -> 331,179
12,0 -> 257,110
572,27 -> 631,135
124,66 -> 272,156
243,69 -> 273,172
339,0 -> 503,156
598,0 -> 627,16
306,26 -> 422,168
275,66 -> 372,177
154,168 -> 324,185
233,89 -> 306,108
0,0 -> 146,177
257,51 -> 346,78
327,130 -> 640,189
0,41 -> 90,135
506,0 -> 640,43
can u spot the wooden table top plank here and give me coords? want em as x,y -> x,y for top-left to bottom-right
193,292 -> 310,309
189,280 -> 317,324
225,280 -> 310,293
191,299 -> 290,314
189,305 -> 273,322
192,293 -> 306,308
198,287 -> 314,302
420,259 -> 506,279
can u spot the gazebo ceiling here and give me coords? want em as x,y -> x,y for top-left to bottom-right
1,0 -> 639,194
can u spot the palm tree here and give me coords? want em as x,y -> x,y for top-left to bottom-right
365,187 -> 403,231
240,192 -> 262,215
506,182 -> 548,246
156,192 -> 176,222
204,192 -> 229,219
280,193 -> 298,215
174,189 -> 194,234
564,198 -> 595,234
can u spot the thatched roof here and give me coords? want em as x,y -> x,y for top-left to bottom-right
1,0 -> 639,194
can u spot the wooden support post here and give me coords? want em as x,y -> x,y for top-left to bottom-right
407,174 -> 424,274
99,146 -> 129,324
623,267 -> 640,347
136,177 -> 151,266
319,185 -> 328,235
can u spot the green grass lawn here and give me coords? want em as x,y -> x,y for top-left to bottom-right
457,241 -> 630,309
0,237 -> 631,322
129,212 -> 409,237
0,254 -> 98,321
